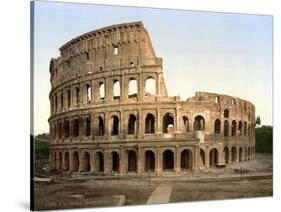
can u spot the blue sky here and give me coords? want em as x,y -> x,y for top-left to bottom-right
33,1 -> 273,134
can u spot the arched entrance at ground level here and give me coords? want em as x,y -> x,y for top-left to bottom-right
224,147 -> 229,164
128,151 -> 137,172
112,151 -> 120,173
248,147 -> 251,160
94,152 -> 104,172
231,147 -> 237,162
72,151 -> 79,172
64,152 -> 69,171
163,150 -> 174,171
209,148 -> 218,167
82,152 -> 91,172
181,150 -> 192,170
200,149 -> 205,167
145,150 -> 155,172
239,147 -> 243,162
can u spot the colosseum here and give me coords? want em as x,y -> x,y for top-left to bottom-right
48,21 -> 256,175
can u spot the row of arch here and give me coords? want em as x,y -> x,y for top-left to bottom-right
51,112 -> 253,139
51,77 -> 157,114
52,145 -> 255,173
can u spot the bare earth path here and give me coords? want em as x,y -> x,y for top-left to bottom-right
146,185 -> 173,204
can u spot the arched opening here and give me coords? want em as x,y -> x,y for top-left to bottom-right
63,120 -> 70,138
224,147 -> 229,164
113,80 -> 120,99
60,92 -> 63,110
67,90 -> 71,108
248,124 -> 251,136
200,149 -> 205,167
98,116 -> 105,136
145,150 -> 155,172
145,77 -> 156,96
128,78 -> 137,98
248,147 -> 251,160
64,152 -> 69,171
163,113 -> 174,133
231,147 -> 237,162
75,87 -> 80,105
231,120 -> 237,136
145,113 -> 155,134
58,152 -> 62,170
244,121 -> 247,135
99,82 -> 105,100
82,152 -> 91,172
239,147 -> 243,162
244,147 -> 248,161
209,148 -> 218,167
215,96 -> 220,104
224,120 -> 229,137
85,117 -> 91,137
214,119 -> 221,134
183,116 -> 189,132
238,121 -> 242,136
224,109 -> 229,118
58,122 -> 62,139
94,152 -> 104,172
86,84 -> 91,102
112,152 -> 119,173
128,151 -> 137,172
193,115 -> 205,131
72,119 -> 79,137
72,151 -> 79,172
111,115 -> 119,135
181,150 -> 192,171
162,150 -> 174,171
128,114 -> 137,135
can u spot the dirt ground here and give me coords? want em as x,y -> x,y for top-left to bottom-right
33,153 -> 273,210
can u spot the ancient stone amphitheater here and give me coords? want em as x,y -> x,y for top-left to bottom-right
48,21 -> 256,175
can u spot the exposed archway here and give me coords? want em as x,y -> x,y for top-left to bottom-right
113,80 -> 120,99
224,120 -> 229,137
183,116 -> 189,132
181,150 -> 192,170
231,120 -> 237,136
244,147 -> 248,161
72,119 -> 79,137
99,82 -> 105,99
72,151 -> 79,172
239,147 -> 243,162
248,147 -> 251,160
112,151 -> 119,173
128,150 -> 137,172
209,148 -> 218,167
128,114 -> 137,135
163,113 -> 174,133
193,115 -> 205,131
58,152 -> 62,170
231,147 -> 237,162
214,119 -> 221,134
94,152 -> 104,172
85,117 -> 91,137
82,152 -> 91,172
238,121 -> 242,136
145,150 -> 155,172
63,120 -> 70,138
224,109 -> 229,118
145,113 -> 155,134
145,77 -> 156,96
224,147 -> 229,164
200,149 -> 205,167
111,115 -> 119,135
98,116 -> 105,136
86,84 -> 91,102
244,121 -> 247,135
128,78 -> 137,98
162,150 -> 174,171
64,152 -> 69,171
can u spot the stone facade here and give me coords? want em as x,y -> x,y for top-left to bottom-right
48,21 -> 256,175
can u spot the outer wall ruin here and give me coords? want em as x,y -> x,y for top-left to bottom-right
48,22 -> 256,174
